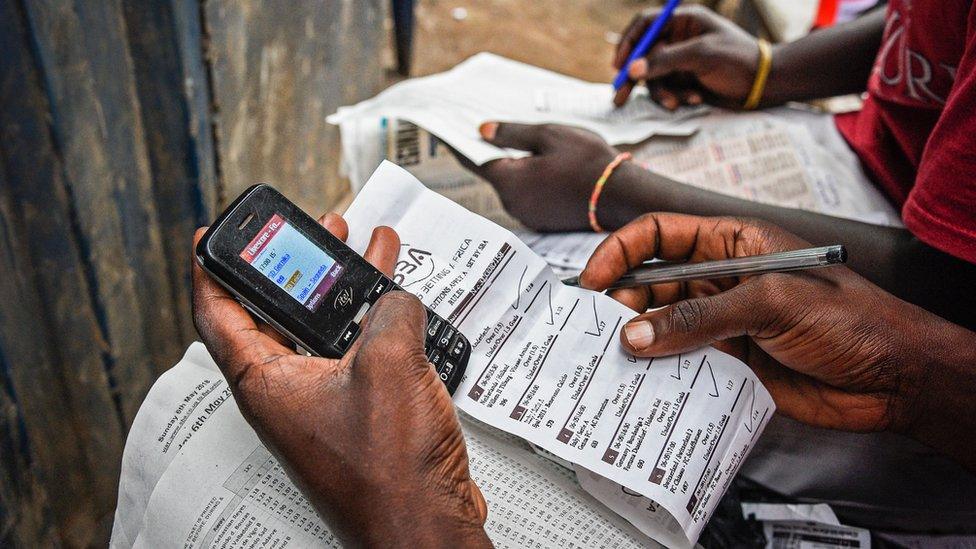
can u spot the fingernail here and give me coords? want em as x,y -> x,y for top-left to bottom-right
624,321 -> 655,349
688,93 -> 702,105
479,121 -> 498,140
627,59 -> 647,78
663,97 -> 678,110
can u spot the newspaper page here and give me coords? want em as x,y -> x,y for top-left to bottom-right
344,162 -> 776,545
110,343 -> 661,548
629,108 -> 902,227
327,53 -> 705,166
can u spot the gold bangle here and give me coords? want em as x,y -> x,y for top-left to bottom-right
743,38 -> 772,110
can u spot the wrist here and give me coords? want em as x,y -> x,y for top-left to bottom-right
355,504 -> 490,548
596,161 -> 672,230
742,39 -> 773,110
759,44 -> 798,108
889,309 -> 976,470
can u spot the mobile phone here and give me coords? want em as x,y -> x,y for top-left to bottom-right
195,184 -> 469,395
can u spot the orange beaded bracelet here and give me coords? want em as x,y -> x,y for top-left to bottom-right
588,152 -> 632,233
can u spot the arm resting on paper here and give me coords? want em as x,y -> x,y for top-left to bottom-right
464,123 -> 976,330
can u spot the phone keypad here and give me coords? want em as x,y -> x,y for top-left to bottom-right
426,316 -> 444,340
357,276 -> 469,394
424,311 -> 469,388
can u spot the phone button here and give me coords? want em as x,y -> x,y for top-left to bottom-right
448,334 -> 466,359
426,316 -> 444,341
366,277 -> 392,302
437,326 -> 456,349
439,360 -> 457,381
427,349 -> 445,368
335,321 -> 360,353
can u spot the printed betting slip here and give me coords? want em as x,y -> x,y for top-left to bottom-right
344,162 -> 776,544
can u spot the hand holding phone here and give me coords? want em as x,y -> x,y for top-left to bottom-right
195,185 -> 469,394
191,217 -> 490,545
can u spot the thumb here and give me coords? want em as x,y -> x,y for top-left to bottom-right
479,121 -> 549,153
628,39 -> 709,82
356,290 -> 429,376
620,282 -> 775,357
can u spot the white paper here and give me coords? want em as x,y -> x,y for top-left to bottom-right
577,467 -> 696,549
111,343 -> 662,548
630,108 -> 902,227
760,521 -> 871,549
515,231 -> 607,270
741,503 -> 841,526
344,162 -> 776,544
328,53 -> 706,166
336,117 -> 606,271
738,501 -> 870,549
385,118 -> 527,229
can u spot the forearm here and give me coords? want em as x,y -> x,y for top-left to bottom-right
601,164 -> 976,329
350,513 -> 491,548
761,8 -> 886,105
303,484 -> 492,548
896,315 -> 976,473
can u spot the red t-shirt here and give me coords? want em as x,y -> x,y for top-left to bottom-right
835,0 -> 976,264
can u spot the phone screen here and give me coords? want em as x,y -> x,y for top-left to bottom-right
239,213 -> 344,312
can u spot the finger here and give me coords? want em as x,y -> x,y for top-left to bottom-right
647,280 -> 686,308
469,481 -> 488,525
607,286 -> 652,312
630,39 -> 708,82
355,291 -> 428,377
619,280 -> 774,357
445,142 -> 482,175
362,226 -> 401,277
478,156 -> 543,190
681,88 -> 703,106
191,228 -> 291,382
578,213 -> 685,290
579,213 -> 758,291
613,12 -> 655,69
479,121 -> 552,154
317,212 -> 348,241
613,80 -> 636,107
650,85 -> 681,111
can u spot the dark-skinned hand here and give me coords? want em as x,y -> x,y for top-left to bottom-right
463,121 -> 621,232
191,213 -> 490,548
579,213 -> 932,434
613,5 -> 762,108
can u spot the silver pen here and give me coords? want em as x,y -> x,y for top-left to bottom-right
561,245 -> 847,289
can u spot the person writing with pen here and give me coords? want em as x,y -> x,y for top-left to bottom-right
454,1 -> 976,536
192,211 -> 976,545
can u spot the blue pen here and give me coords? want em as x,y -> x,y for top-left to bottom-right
612,0 -> 683,91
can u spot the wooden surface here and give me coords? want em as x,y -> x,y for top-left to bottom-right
204,0 -> 385,214
0,0 -> 386,544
